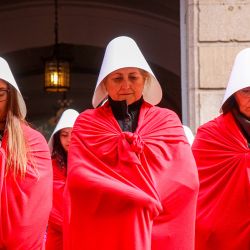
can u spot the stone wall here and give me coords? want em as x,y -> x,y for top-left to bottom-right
186,0 -> 250,133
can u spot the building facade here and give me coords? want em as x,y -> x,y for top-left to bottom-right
0,0 -> 249,137
185,0 -> 250,131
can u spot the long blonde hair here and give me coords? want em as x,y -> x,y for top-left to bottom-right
5,84 -> 28,177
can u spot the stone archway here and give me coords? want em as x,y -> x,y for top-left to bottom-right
0,1 -> 181,137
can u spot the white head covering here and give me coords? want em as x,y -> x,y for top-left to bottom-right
221,48 -> 250,109
92,36 -> 162,108
0,57 -> 27,118
48,109 -> 79,153
183,125 -> 194,145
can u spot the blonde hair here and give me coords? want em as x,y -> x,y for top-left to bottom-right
5,85 -> 28,177
103,68 -> 149,85
139,69 -> 149,80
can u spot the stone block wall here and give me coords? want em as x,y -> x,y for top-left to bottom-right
186,0 -> 250,133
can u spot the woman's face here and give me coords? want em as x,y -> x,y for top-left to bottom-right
104,67 -> 146,105
0,80 -> 9,121
234,87 -> 250,118
60,127 -> 73,152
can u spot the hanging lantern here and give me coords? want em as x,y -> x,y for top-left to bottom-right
45,58 -> 70,92
44,0 -> 70,92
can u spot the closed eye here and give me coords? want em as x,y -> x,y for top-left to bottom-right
129,76 -> 138,81
112,77 -> 123,82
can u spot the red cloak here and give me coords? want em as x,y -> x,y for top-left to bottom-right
0,124 -> 52,250
46,159 -> 67,250
64,101 -> 199,250
192,112 -> 250,250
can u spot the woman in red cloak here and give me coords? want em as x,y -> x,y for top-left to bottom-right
0,57 -> 53,249
46,109 -> 79,250
64,36 -> 199,250
192,48 -> 250,250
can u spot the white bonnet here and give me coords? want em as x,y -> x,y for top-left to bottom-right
221,48 -> 250,110
0,57 -> 27,118
48,108 -> 79,153
92,36 -> 162,108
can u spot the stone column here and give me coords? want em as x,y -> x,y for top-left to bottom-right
186,0 -> 250,133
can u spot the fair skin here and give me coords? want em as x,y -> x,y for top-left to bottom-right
60,127 -> 73,152
0,80 -> 9,129
104,67 -> 146,105
234,87 -> 250,119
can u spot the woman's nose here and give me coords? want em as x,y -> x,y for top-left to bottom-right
121,79 -> 130,89
67,134 -> 72,143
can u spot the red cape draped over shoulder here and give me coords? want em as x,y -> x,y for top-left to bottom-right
46,159 -> 67,250
0,124 -> 52,250
64,101 -> 199,250
192,112 -> 250,250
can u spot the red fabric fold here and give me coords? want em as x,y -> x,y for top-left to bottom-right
192,112 -> 250,250
46,159 -> 66,250
64,101 -> 199,250
0,124 -> 52,250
